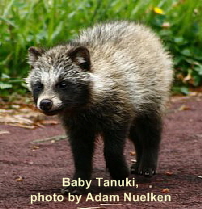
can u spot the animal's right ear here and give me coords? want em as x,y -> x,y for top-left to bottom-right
28,46 -> 45,66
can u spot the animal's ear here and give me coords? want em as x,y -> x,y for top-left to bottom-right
28,46 -> 45,66
68,46 -> 91,71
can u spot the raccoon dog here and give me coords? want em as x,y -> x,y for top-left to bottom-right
26,21 -> 173,193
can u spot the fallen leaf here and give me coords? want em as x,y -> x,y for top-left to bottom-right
11,124 -> 36,129
0,130 -> 10,134
178,104 -> 190,111
15,176 -> 24,181
165,171 -> 173,176
31,145 -> 39,151
130,151 -> 136,156
189,92 -> 198,97
11,105 -> 20,109
32,135 -> 66,143
42,120 -> 59,126
0,99 -> 49,129
162,188 -> 170,193
184,73 -> 192,82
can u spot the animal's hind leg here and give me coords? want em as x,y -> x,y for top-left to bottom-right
129,123 -> 143,174
130,112 -> 162,177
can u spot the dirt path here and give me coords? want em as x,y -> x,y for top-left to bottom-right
0,97 -> 202,209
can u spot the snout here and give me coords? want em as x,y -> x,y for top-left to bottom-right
37,97 -> 64,116
39,99 -> 53,112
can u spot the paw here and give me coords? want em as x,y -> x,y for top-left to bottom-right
131,162 -> 156,177
139,167 -> 156,177
137,163 -> 156,177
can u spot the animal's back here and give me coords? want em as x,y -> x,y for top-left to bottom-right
75,21 -> 173,112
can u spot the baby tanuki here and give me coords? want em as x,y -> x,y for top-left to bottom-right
26,21 -> 173,194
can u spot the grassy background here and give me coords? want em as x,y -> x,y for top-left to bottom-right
1,0 -> 202,97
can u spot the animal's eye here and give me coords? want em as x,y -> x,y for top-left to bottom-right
34,82 -> 43,90
57,81 -> 67,89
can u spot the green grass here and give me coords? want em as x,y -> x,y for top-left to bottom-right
1,0 -> 202,97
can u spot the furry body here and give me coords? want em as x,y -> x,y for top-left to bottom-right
26,21 -> 173,192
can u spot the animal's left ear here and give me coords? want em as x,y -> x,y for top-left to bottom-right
68,46 -> 91,71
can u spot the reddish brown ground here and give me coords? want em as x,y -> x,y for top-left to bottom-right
0,96 -> 202,209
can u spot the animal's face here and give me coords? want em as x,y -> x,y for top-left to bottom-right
26,45 -> 92,115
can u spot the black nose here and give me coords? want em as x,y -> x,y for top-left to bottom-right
39,99 -> 53,111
